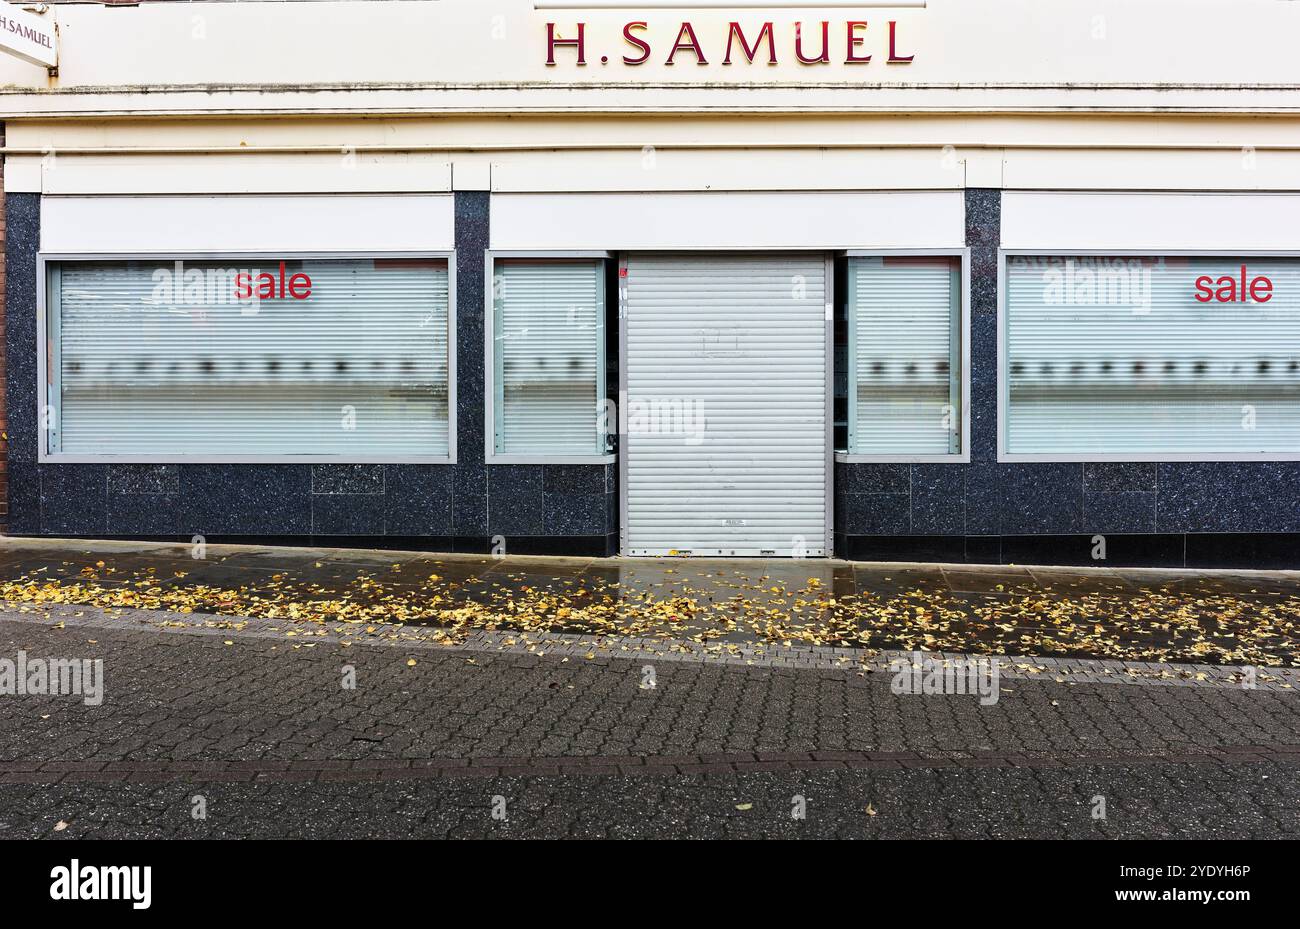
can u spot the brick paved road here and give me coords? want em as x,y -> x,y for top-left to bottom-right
3,765 -> 1296,840
2,615 -> 1298,839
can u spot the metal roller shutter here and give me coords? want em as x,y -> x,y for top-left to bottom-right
622,253 -> 830,557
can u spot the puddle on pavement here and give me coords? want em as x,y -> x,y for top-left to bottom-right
3,542 -> 1300,666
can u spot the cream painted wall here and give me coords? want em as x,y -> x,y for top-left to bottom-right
0,0 -> 1297,114
5,112 -> 1299,195
0,2 -> 1296,195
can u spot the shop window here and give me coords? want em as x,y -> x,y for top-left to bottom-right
490,258 -> 607,459
42,257 -> 452,460
845,255 -> 964,458
1003,256 -> 1300,458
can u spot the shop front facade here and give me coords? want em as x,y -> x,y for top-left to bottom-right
2,0 -> 1299,566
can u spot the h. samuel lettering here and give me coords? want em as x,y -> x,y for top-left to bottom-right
0,16 -> 54,50
547,19 -> 915,66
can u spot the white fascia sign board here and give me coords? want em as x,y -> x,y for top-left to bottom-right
0,2 -> 56,69
41,195 -> 457,253
490,192 -> 966,251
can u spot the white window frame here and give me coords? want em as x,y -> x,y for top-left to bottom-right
36,250 -> 458,465
835,247 -> 971,464
998,247 -> 1300,463
483,250 -> 616,465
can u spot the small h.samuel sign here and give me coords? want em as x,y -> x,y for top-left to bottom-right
0,2 -> 56,69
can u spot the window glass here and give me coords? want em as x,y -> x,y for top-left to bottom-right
847,256 -> 962,456
1005,256 -> 1300,455
493,259 -> 606,456
46,258 -> 450,458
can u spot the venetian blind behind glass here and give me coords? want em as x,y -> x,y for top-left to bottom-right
1005,257 -> 1300,455
848,256 -> 962,455
49,259 -> 450,457
493,259 -> 605,455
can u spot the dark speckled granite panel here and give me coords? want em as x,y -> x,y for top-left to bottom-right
1157,462 -> 1300,533
385,466 -> 453,536
845,494 -> 910,535
106,493 -> 184,536
606,491 -> 618,536
180,466 -> 311,536
543,464 -> 606,496
1084,492 -> 1157,534
544,492 -> 606,536
839,464 -> 909,495
964,464 -> 1001,536
1084,462 -> 1157,493
1000,464 -> 1084,535
312,464 -> 385,495
4,193 -> 39,469
6,462 -> 40,535
488,465 -> 543,535
108,465 -> 180,495
455,191 -> 489,468
969,311 -> 996,385
40,465 -> 107,536
452,193 -> 493,536
313,494 -> 387,536
965,188 -> 1000,318
453,465 -> 488,536
911,465 -> 965,535
966,189 -> 1000,462
969,378 -> 997,464
105,465 -> 183,533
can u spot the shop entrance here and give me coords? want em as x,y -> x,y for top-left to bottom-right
620,253 -> 832,557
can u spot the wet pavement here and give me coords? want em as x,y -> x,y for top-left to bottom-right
3,539 -> 1300,840
3,536 -> 1300,666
